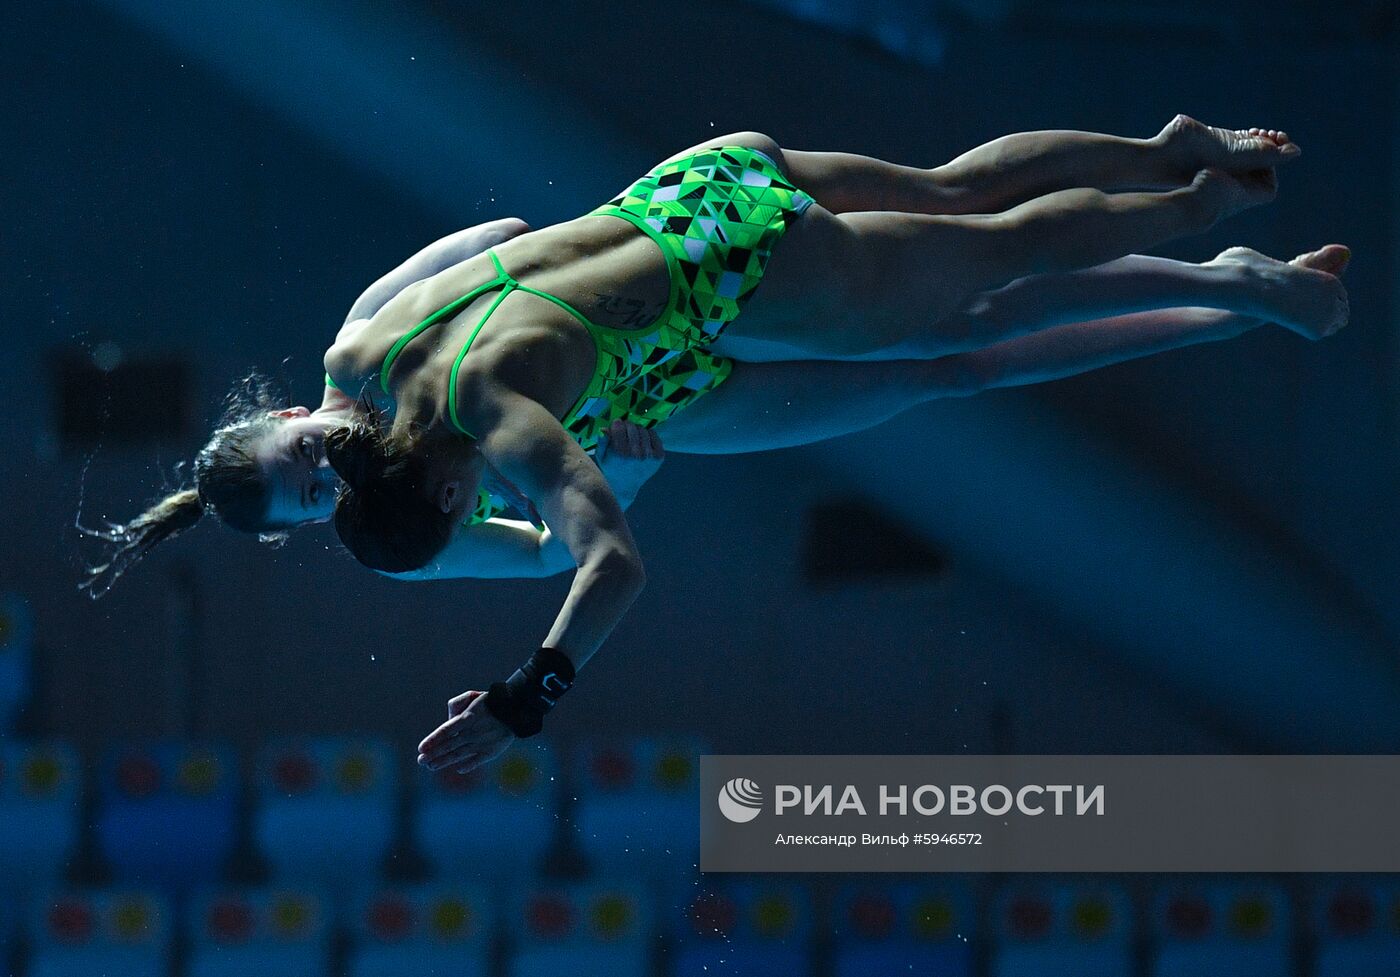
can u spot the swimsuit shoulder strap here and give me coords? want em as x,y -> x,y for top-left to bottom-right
378,251 -> 514,396
372,248 -> 602,442
447,254 -> 520,438
447,252 -> 616,438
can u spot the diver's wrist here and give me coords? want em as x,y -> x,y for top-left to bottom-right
483,646 -> 576,738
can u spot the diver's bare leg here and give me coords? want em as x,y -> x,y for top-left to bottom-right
670,246 -> 1350,454
888,245 -> 1351,354
781,117 -> 1298,215
734,170 -> 1274,358
664,309 -> 1249,453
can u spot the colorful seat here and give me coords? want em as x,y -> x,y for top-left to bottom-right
1312,880 -> 1400,977
414,740 -> 556,880
834,880 -> 976,977
187,887 -> 331,977
667,878 -> 814,977
253,738 -> 396,893
574,737 -> 704,877
504,879 -> 654,977
95,740 -> 237,888
0,740 -> 80,899
348,884 -> 494,977
26,889 -> 171,977
1149,880 -> 1292,977
991,880 -> 1132,977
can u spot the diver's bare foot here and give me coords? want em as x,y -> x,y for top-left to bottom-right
1190,167 -> 1278,224
1210,245 -> 1351,339
1292,243 -> 1351,277
1244,127 -> 1293,146
1158,114 -> 1300,176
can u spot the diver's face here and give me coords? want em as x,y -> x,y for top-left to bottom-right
253,409 -> 340,527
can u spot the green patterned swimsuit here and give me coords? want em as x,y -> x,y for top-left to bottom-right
346,145 -> 816,526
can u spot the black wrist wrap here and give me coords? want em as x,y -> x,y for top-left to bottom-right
484,647 -> 576,738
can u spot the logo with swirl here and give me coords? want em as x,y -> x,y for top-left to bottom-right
717,777 -> 764,823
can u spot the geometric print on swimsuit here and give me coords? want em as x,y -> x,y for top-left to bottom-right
592,146 -> 815,347
466,147 -> 810,525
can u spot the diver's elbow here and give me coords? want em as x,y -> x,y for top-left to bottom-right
587,547 -> 647,593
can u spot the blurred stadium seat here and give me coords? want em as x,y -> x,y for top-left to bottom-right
1312,881 -> 1400,977
0,740 -> 81,900
414,739 -> 557,881
187,887 -> 331,977
833,879 -> 976,977
991,879 -> 1133,977
667,878 -> 814,977
1150,880 -> 1292,977
95,740 -> 238,889
253,737 -> 396,892
574,737 -> 704,876
504,879 -> 654,977
348,884 -> 495,977
25,889 -> 171,977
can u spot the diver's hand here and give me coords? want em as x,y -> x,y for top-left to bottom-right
594,419 -> 665,500
418,689 -> 515,774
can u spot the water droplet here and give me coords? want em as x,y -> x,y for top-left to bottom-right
92,342 -> 124,372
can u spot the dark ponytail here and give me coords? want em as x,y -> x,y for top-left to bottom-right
326,399 -> 459,574
79,372 -> 289,598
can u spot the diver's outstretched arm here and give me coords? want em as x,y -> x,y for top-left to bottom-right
416,396 -> 648,774
315,219 -> 529,410
339,217 -> 529,329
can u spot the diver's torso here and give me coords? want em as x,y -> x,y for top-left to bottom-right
324,214 -> 674,427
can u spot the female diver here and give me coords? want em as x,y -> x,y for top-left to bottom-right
88,117 -> 1350,773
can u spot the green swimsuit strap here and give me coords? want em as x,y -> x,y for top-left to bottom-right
446,254 -> 611,439
377,251 -> 514,398
446,274 -> 518,439
375,248 -> 612,440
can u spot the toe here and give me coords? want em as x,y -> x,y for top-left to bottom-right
1235,134 -> 1296,165
1292,244 -> 1351,276
1316,244 -> 1352,275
